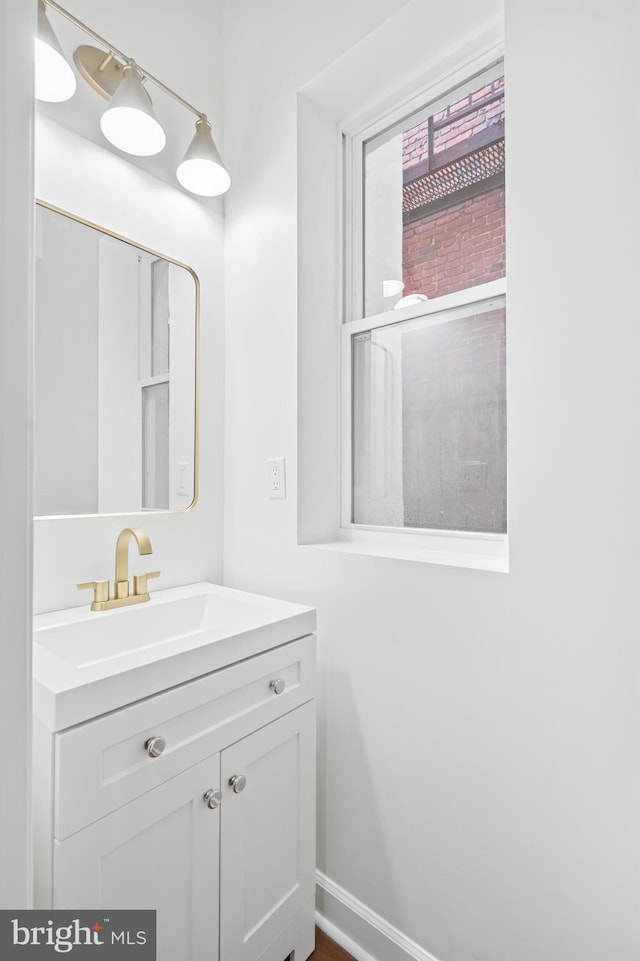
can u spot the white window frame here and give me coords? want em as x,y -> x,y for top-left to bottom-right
339,59 -> 508,570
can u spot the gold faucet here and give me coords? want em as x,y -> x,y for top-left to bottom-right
77,527 -> 160,612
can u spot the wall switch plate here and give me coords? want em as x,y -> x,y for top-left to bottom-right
268,457 -> 286,499
175,461 -> 189,496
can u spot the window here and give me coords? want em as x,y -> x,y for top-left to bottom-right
139,255 -> 171,510
342,63 -> 506,550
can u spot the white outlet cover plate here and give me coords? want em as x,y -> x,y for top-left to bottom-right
268,456 -> 286,499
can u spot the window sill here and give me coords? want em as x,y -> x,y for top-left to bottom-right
300,528 -> 509,573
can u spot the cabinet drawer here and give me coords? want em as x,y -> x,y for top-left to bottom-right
55,634 -> 315,840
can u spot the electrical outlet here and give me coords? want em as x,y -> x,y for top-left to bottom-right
175,461 -> 189,496
459,461 -> 487,491
267,457 -> 286,499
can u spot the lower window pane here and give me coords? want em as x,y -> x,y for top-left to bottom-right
142,382 -> 170,510
352,302 -> 506,533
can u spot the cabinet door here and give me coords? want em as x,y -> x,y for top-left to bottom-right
54,756 -> 220,961
220,702 -> 316,961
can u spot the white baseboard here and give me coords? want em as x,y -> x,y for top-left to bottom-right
315,871 -> 441,961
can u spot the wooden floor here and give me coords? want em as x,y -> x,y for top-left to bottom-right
309,928 -> 356,961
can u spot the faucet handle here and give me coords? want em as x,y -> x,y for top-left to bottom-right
77,580 -> 110,610
133,571 -> 161,597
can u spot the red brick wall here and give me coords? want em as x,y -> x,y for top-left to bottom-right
401,76 -> 505,300
402,186 -> 505,299
403,78 -> 505,172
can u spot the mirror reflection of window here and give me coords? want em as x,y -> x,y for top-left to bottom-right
150,258 -> 170,377
139,255 -> 171,510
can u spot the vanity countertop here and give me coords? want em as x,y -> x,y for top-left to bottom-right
33,581 -> 316,732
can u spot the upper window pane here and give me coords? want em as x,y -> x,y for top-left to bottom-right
363,74 -> 505,317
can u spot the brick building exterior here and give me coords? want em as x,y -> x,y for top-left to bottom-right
401,77 -> 505,299
402,185 -> 505,300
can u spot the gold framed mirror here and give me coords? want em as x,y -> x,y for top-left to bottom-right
34,201 -> 199,517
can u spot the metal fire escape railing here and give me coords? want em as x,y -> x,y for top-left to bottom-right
402,86 -> 505,223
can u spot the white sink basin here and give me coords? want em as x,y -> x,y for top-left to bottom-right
33,582 -> 316,731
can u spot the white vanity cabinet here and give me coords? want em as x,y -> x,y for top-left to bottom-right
54,757 -> 221,960
219,705 -> 315,961
33,631 -> 316,961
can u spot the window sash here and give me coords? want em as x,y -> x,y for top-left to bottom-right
340,278 -> 506,533
344,57 -> 504,325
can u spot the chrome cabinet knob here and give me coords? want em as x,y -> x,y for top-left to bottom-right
145,736 -> 166,758
270,678 -> 286,695
203,788 -> 222,810
229,774 -> 247,794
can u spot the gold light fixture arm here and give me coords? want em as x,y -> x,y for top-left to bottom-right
44,0 -> 206,120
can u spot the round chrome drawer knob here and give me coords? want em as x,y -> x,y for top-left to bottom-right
229,774 -> 247,794
145,736 -> 166,758
203,788 -> 222,810
270,678 -> 286,695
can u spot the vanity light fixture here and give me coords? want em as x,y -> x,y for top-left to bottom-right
35,0 -> 77,102
100,62 -> 166,157
177,118 -> 231,197
37,0 -> 231,196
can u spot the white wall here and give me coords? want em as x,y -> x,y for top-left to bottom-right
32,0 -> 226,614
0,0 -> 35,909
35,207 -> 100,515
97,237 -> 144,513
222,3 -> 640,961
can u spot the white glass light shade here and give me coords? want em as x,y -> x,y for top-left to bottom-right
35,1 -> 76,102
177,119 -> 231,197
100,64 -> 166,156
